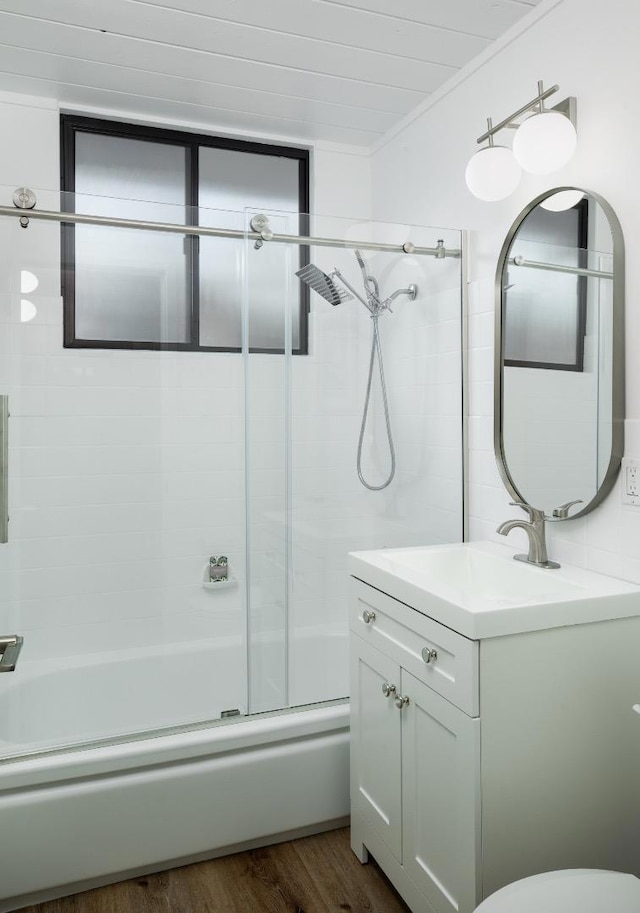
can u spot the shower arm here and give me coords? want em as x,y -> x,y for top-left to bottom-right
329,269 -> 377,313
381,285 -> 418,309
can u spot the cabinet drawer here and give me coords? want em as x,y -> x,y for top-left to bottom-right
350,577 -> 479,717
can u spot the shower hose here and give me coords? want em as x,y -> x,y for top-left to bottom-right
357,313 -> 396,490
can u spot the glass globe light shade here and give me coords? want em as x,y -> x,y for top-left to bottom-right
512,111 -> 577,174
20,299 -> 37,323
465,146 -> 522,202
539,189 -> 584,212
20,270 -> 38,294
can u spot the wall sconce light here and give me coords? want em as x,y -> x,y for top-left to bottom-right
465,82 -> 577,201
20,269 -> 38,323
539,189 -> 584,212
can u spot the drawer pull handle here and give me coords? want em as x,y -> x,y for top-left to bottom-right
362,610 -> 376,624
395,694 -> 410,710
382,682 -> 396,698
422,647 -> 438,664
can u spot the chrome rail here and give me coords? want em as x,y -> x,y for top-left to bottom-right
0,635 -> 23,672
0,203 -> 461,259
510,255 -> 613,279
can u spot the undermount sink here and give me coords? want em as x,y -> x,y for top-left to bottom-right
349,541 -> 640,639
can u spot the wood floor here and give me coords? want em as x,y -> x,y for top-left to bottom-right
20,828 -> 410,913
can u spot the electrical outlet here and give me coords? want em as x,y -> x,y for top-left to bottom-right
622,457 -> 640,506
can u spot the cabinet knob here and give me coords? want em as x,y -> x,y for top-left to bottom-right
395,694 -> 410,710
362,610 -> 376,624
422,647 -> 438,664
381,682 -> 396,698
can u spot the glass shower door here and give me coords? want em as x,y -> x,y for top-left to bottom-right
0,187 -> 249,760
244,209 -> 464,712
243,208 -> 298,714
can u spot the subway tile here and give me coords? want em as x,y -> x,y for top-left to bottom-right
11,415 -> 163,448
163,470 -> 244,502
13,531 -> 164,570
546,535 -> 587,568
621,556 -> 640,586
469,381 -> 493,417
468,345 -> 493,384
14,473 -> 164,508
468,415 -> 494,452
469,311 -> 495,349
161,442 -> 244,473
584,546 -> 625,580
10,502 -> 166,539
0,232 -> 466,645
162,497 -> 244,530
15,444 -> 164,478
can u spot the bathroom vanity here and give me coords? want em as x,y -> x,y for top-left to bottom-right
349,542 -> 640,913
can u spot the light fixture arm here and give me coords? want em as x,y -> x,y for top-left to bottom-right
476,83 -> 560,145
466,81 -> 578,202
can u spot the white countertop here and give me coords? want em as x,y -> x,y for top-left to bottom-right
349,541 -> 640,639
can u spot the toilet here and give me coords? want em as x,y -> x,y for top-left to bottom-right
474,869 -> 640,912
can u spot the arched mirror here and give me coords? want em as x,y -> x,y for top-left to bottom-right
495,187 -> 624,520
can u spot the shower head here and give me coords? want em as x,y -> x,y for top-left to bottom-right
354,249 -> 379,301
295,263 -> 354,306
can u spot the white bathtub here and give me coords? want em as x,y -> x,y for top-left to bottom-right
0,624 -> 350,754
0,638 -> 350,911
0,636 -> 246,754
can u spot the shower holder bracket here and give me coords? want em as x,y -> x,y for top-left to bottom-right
13,186 -> 37,228
0,634 -> 23,672
250,213 -> 273,249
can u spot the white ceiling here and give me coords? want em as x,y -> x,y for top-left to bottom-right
0,0 -> 543,147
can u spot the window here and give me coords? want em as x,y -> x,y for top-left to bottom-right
504,198 -> 588,372
61,115 -> 310,353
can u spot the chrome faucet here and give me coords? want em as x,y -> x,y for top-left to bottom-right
497,501 -> 560,569
552,499 -> 583,519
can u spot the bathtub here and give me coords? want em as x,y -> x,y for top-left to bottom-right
0,633 -> 248,754
0,636 -> 350,911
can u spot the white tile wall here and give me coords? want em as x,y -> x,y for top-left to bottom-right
0,91 -> 463,726
372,0 -> 640,584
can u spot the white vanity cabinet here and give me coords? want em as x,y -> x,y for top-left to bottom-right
350,579 -> 480,913
349,572 -> 640,913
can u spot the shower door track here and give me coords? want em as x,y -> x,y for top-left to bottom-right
0,202 -> 461,258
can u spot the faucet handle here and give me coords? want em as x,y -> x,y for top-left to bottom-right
552,499 -> 583,519
509,501 -> 545,523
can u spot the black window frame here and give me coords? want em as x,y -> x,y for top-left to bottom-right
504,197 -> 588,373
60,114 -> 310,354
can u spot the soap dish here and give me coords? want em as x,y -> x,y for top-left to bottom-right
202,565 -> 238,590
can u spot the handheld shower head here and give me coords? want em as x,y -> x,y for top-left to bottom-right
354,249 -> 379,301
354,249 -> 367,273
295,263 -> 354,306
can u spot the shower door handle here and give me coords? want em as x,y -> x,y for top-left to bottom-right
0,635 -> 23,672
0,395 -> 8,543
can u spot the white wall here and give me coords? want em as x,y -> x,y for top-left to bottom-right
371,0 -> 640,581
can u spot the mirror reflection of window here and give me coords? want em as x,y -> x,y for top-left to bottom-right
504,200 -> 587,371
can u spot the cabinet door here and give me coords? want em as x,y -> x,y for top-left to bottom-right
401,670 -> 481,913
350,636 -> 402,859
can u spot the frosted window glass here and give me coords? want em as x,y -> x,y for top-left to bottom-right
505,206 -> 582,368
198,147 -> 301,350
74,133 -> 189,344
